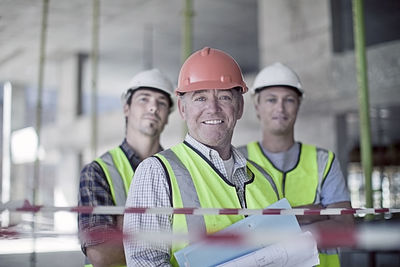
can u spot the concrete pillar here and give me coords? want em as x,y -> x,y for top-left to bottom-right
51,54 -> 82,232
257,0 -> 337,151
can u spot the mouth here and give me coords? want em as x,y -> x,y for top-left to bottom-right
272,114 -> 288,120
202,119 -> 223,125
143,115 -> 159,122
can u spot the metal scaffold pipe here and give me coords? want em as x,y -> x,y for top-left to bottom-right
1,82 -> 12,227
352,0 -> 373,216
91,0 -> 100,158
34,0 -> 49,209
182,0 -> 193,62
32,1 -> 49,266
181,0 -> 193,138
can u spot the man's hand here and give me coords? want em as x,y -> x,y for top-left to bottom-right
295,203 -> 328,225
86,216 -> 126,267
296,202 -> 355,232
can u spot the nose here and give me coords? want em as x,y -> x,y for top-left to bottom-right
206,97 -> 221,113
277,98 -> 285,111
148,99 -> 158,113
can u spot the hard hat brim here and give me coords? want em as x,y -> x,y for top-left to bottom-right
176,81 -> 248,95
122,86 -> 176,113
253,84 -> 304,96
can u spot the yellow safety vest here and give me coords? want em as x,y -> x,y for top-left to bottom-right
95,146 -> 134,206
155,142 -> 279,266
84,146 -> 134,267
241,142 -> 339,267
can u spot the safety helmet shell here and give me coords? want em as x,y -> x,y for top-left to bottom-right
251,62 -> 304,96
176,47 -> 248,95
121,68 -> 175,112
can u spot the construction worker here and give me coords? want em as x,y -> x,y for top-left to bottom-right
78,68 -> 175,267
239,62 -> 354,267
123,47 -> 279,266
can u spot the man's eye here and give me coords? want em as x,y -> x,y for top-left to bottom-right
285,98 -> 296,103
158,101 -> 168,107
266,98 -> 276,103
137,97 -> 148,102
219,95 -> 232,101
194,96 -> 206,102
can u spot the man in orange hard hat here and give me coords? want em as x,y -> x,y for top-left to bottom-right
78,69 -> 174,267
123,47 -> 279,266
239,62 -> 354,267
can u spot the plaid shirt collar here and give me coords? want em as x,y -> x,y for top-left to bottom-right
184,134 -> 247,172
120,138 -> 163,170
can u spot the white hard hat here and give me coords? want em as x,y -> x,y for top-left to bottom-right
251,62 -> 304,96
121,68 -> 175,112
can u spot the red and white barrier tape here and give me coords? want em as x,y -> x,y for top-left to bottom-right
1,225 -> 400,250
1,200 -> 399,216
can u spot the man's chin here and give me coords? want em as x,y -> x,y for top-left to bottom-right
140,127 -> 160,137
270,127 -> 290,136
198,135 -> 230,148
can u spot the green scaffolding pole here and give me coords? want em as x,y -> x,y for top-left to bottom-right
352,0 -> 373,217
32,2 -> 49,266
33,0 -> 49,211
91,0 -> 100,158
182,0 -> 193,63
181,0 -> 193,138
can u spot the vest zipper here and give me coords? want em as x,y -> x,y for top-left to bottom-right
282,172 -> 287,197
235,187 -> 244,209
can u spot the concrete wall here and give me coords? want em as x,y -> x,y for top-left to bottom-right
32,0 -> 400,214
256,0 -> 400,156
256,0 -> 337,151
36,0 -> 400,210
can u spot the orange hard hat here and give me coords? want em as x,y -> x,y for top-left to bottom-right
176,47 -> 248,95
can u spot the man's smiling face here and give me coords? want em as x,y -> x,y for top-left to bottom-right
178,88 -> 243,150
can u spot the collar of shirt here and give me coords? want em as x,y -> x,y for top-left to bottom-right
184,134 -> 248,183
121,138 -> 163,170
259,141 -> 300,172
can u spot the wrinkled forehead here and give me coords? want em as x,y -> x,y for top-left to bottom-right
183,87 -> 241,97
194,88 -> 233,94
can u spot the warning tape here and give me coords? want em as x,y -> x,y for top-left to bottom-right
1,225 -> 400,250
1,200 -> 399,216
1,201 -> 400,249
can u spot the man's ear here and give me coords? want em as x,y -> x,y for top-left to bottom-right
177,96 -> 186,120
253,94 -> 261,120
237,94 -> 244,120
123,103 -> 130,117
164,110 -> 170,125
295,96 -> 302,113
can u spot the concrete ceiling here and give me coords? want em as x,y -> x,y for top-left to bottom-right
0,0 -> 259,95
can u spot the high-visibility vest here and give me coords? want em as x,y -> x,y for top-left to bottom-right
240,142 -> 339,267
84,146 -> 134,267
155,142 -> 279,266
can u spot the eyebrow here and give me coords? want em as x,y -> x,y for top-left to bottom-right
134,91 -> 168,100
192,89 -> 233,96
263,92 -> 296,97
191,90 -> 206,96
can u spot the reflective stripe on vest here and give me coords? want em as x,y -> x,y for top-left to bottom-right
244,142 -> 334,206
95,146 -> 134,206
243,142 -> 339,266
246,159 -> 279,200
85,146 -> 133,267
158,149 -> 207,236
314,147 -> 334,205
156,142 -> 279,266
